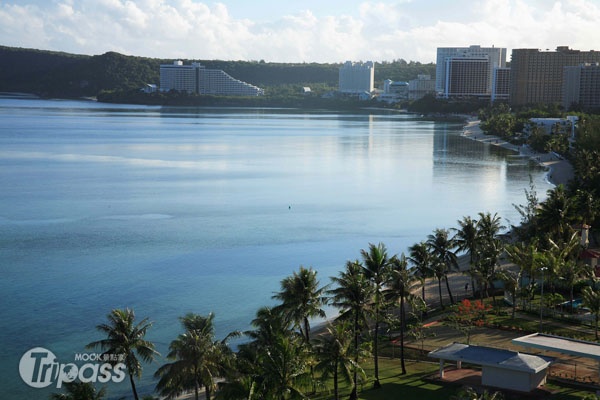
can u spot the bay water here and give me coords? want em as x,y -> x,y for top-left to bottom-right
0,96 -> 552,398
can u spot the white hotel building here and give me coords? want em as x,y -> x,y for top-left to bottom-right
339,61 -> 375,95
160,61 -> 264,96
436,45 -> 507,99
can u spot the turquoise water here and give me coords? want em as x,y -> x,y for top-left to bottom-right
0,97 -> 552,398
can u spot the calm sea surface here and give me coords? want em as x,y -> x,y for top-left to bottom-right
0,96 -> 552,398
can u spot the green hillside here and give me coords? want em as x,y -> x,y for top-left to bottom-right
0,46 -> 435,98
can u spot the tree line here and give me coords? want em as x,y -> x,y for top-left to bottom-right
0,46 -> 435,99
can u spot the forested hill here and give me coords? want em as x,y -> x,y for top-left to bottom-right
0,46 -> 435,98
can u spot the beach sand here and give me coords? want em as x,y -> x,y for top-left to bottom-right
462,119 -> 574,187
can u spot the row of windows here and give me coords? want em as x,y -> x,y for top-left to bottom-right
159,65 -> 263,96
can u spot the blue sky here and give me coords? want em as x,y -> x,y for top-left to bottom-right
0,0 -> 598,63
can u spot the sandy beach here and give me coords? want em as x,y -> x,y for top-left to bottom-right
462,119 -> 574,187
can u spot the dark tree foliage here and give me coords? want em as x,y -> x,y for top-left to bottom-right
1,46 -> 435,100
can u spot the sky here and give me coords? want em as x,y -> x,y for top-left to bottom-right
0,0 -> 598,63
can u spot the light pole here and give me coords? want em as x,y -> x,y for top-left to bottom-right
539,267 -> 547,332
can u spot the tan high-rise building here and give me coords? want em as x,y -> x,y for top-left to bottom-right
509,46 -> 600,106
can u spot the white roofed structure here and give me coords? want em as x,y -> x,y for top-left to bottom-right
429,342 -> 554,392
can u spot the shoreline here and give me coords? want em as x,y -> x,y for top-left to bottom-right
461,119 -> 574,187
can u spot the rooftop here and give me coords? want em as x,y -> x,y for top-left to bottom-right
512,333 -> 600,361
429,342 -> 553,373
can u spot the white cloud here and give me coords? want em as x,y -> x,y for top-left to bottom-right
0,0 -> 598,62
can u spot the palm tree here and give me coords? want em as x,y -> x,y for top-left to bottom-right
429,254 -> 448,309
408,241 -> 432,304
427,228 -> 459,306
360,242 -> 393,389
582,286 -> 600,340
505,240 -> 541,310
385,254 -> 415,375
496,269 -> 521,318
272,266 -> 327,394
220,306 -> 293,400
453,215 -> 479,297
87,308 -> 158,400
451,386 -> 504,400
328,260 -> 374,400
245,306 -> 294,349
476,211 -> 505,241
313,321 -> 358,400
155,313 -> 234,400
472,238 -> 504,302
258,334 -> 310,400
536,185 -> 576,242
550,233 -> 590,311
272,266 -> 328,344
50,382 -> 106,400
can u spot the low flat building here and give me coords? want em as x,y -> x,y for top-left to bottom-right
429,342 -> 553,392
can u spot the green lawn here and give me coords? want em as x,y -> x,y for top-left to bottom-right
311,357 -> 596,399
307,300 -> 600,399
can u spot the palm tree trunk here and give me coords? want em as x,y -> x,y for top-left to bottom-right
570,286 -> 574,313
334,360 -> 339,400
444,275 -> 455,304
205,384 -> 211,400
373,308 -> 381,389
350,312 -> 359,400
400,295 -> 406,375
437,277 -> 444,309
129,372 -> 139,400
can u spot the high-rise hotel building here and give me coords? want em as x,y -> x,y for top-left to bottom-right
436,45 -> 507,98
509,47 -> 600,106
563,63 -> 600,111
160,61 -> 264,96
339,61 -> 375,94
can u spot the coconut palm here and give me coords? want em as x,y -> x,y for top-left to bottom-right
453,215 -> 479,297
451,386 -> 504,400
496,268 -> 521,318
360,242 -> 393,389
505,240 -> 541,310
258,333 -> 310,400
472,238 -> 504,302
313,321 -> 358,400
408,241 -> 433,304
550,233 -> 590,310
385,254 -> 415,375
50,382 -> 106,400
582,286 -> 600,340
220,306 -> 293,400
155,313 -> 235,400
476,212 -> 505,242
430,254 -> 448,309
328,260 -> 374,400
427,228 -> 459,306
245,306 -> 294,349
272,266 -> 328,344
272,266 -> 327,394
536,185 -> 576,242
86,308 -> 158,400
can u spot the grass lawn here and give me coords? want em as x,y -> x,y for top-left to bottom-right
311,358 -> 458,400
308,300 -> 600,399
311,357 -> 597,399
